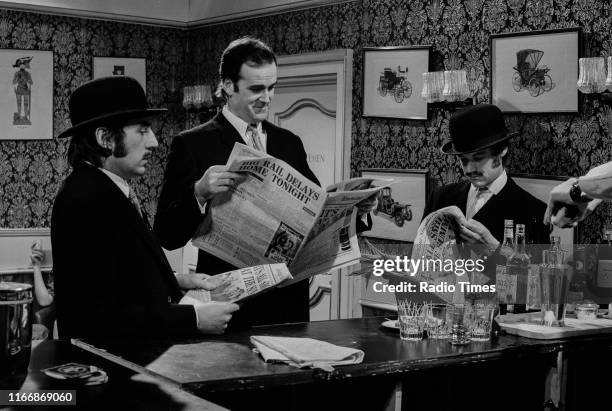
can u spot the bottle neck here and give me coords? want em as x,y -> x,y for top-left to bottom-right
515,233 -> 526,254
502,228 -> 514,247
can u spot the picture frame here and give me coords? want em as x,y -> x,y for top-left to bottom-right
93,57 -> 146,92
510,173 -> 575,255
360,168 -> 429,242
0,49 -> 53,140
490,28 -> 581,114
362,46 -> 430,120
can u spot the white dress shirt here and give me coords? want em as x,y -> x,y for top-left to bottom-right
465,170 -> 507,219
222,106 -> 267,152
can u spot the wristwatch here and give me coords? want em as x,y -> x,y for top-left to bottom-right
569,179 -> 592,203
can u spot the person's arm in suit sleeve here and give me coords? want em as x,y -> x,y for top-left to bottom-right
423,185 -> 441,222
154,134 -> 205,250
54,193 -> 197,338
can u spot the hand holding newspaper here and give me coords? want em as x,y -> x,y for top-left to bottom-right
180,263 -> 292,305
392,205 -> 490,304
191,143 -> 390,285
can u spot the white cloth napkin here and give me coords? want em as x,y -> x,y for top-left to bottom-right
250,335 -> 364,372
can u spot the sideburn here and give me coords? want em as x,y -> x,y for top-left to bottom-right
491,155 -> 502,168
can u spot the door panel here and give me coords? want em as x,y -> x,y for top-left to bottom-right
271,57 -> 342,322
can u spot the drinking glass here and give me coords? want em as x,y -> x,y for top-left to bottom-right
449,304 -> 470,345
398,301 -> 425,341
424,303 -> 452,339
539,249 -> 570,327
466,302 -> 495,341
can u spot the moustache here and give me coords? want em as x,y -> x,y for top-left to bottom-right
466,173 -> 483,178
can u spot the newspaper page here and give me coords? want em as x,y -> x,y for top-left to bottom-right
191,143 -> 389,281
287,181 -> 389,285
410,206 -> 468,303
179,263 -> 292,304
192,144 -> 326,269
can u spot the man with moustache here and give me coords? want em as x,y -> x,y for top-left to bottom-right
52,76 -> 238,339
425,104 -> 549,253
155,37 -> 374,327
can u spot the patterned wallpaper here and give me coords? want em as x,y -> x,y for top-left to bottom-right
0,8 -> 187,228
189,0 -> 612,243
1,1 -> 611,242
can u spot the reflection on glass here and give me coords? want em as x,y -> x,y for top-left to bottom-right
577,57 -> 607,94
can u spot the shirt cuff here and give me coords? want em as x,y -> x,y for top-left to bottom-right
195,192 -> 207,214
359,212 -> 369,226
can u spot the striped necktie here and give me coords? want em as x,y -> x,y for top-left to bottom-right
246,124 -> 265,152
128,187 -> 143,218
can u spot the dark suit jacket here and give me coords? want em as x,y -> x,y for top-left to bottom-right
154,113 -> 324,327
51,164 -> 196,339
424,177 -> 549,245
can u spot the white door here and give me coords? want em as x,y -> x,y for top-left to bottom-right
271,50 -> 356,321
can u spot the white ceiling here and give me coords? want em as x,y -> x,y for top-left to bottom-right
0,0 -> 352,27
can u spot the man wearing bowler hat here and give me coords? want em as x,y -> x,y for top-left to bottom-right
424,103 -> 549,255
51,76 -> 238,339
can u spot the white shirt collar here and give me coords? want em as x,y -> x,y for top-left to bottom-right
470,169 -> 507,195
99,167 -> 130,198
222,105 -> 263,141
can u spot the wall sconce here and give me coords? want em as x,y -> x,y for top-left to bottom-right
182,84 -> 215,110
577,56 -> 612,105
421,70 -> 472,103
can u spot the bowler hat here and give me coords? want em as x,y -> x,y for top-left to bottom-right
440,104 -> 517,155
57,76 -> 166,139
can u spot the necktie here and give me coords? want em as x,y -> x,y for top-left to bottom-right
128,187 -> 143,218
246,124 -> 265,152
467,186 -> 490,219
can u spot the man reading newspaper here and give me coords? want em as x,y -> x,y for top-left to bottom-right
191,143 -> 387,293
155,38 -> 376,328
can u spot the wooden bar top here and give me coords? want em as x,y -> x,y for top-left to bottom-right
75,316 -> 612,394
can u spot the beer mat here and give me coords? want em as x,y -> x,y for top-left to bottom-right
497,317 -> 612,340
42,363 -> 108,385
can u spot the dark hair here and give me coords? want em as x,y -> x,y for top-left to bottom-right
67,125 -> 126,168
489,141 -> 509,157
215,37 -> 277,100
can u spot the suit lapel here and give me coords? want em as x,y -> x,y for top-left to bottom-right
262,121 -> 280,157
456,182 -> 470,215
214,112 -> 248,150
90,167 -> 174,274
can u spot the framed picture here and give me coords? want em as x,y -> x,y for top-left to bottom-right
511,173 -> 575,255
490,28 -> 581,114
360,169 -> 429,242
0,49 -> 53,140
362,46 -> 430,120
93,57 -> 146,92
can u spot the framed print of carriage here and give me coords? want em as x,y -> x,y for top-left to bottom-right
362,46 -> 430,120
490,28 -> 581,114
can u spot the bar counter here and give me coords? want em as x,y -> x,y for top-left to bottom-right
71,317 -> 612,411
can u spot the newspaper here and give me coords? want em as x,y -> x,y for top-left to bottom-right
409,206 -> 466,303
192,143 -> 388,285
180,263 -> 292,304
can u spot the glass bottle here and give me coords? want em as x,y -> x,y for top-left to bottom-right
498,220 -> 514,315
591,225 -> 612,298
506,224 -> 530,313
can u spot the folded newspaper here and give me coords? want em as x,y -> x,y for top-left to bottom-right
397,205 -> 491,304
192,143 -> 389,285
180,263 -> 292,304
